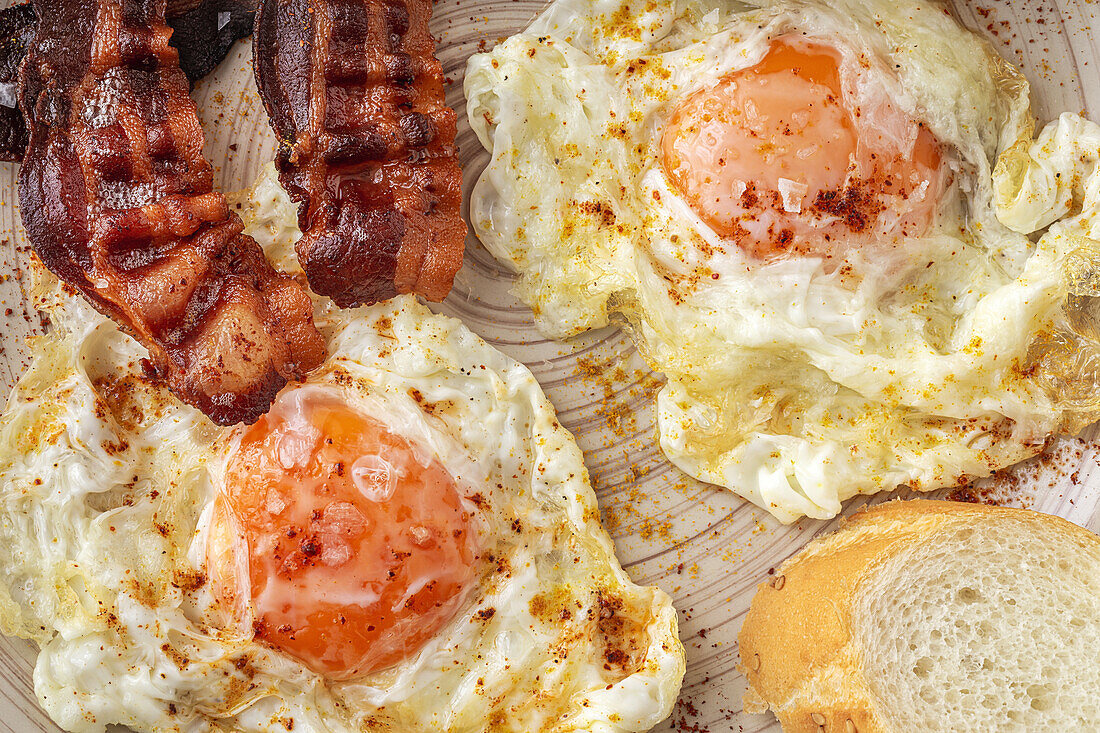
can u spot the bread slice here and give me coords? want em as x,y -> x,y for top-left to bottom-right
738,500 -> 1100,732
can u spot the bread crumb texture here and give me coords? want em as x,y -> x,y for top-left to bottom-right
738,500 -> 1100,732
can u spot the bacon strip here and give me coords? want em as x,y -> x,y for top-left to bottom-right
0,0 -> 255,163
254,0 -> 465,308
19,0 -> 325,425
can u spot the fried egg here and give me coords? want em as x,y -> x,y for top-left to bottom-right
0,167 -> 684,732
465,0 -> 1100,521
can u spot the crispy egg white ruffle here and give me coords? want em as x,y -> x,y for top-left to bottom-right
0,171 -> 684,732
465,0 -> 1100,521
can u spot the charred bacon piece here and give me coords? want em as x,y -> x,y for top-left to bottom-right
0,3 -> 34,161
19,0 -> 325,425
169,0 -> 255,81
0,0 -> 255,163
254,0 -> 465,308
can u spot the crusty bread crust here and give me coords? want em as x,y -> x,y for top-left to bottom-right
737,500 -> 1100,732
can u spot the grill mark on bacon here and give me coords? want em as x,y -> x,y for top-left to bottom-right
19,0 -> 325,426
254,0 -> 465,308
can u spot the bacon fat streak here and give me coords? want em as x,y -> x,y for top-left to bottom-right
254,0 -> 465,308
19,0 -> 325,425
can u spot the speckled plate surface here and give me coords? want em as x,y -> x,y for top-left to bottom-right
0,1 -> 1098,731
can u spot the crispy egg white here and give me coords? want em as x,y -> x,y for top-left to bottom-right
465,0 -> 1100,521
0,167 -> 684,732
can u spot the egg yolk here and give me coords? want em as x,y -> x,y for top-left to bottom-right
661,36 -> 944,259
208,389 -> 479,678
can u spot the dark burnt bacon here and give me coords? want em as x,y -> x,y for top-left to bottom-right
254,0 -> 465,308
169,0 -> 256,81
19,0 -> 326,425
0,3 -> 34,161
0,0 -> 255,163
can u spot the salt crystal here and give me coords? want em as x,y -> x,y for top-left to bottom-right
777,177 -> 808,213
0,82 -> 16,109
352,454 -> 398,502
321,542 -> 351,567
264,490 -> 286,515
409,525 -> 433,547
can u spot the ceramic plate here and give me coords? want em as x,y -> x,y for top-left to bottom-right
0,0 -> 1098,730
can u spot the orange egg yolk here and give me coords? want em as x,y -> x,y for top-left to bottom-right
208,389 -> 479,678
661,36 -> 944,259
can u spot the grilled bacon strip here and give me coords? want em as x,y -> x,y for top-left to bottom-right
19,0 -> 325,425
254,0 -> 465,308
0,0 -> 255,162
